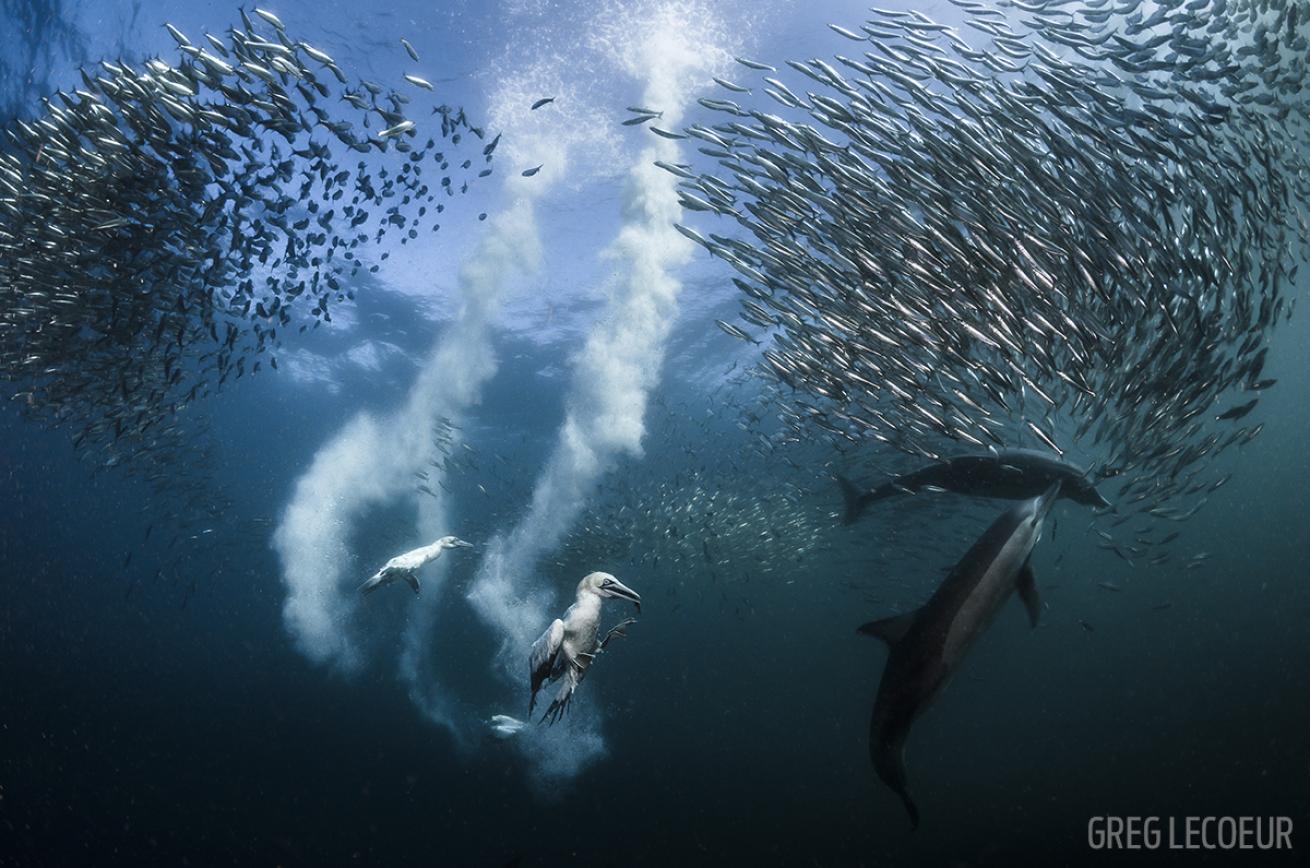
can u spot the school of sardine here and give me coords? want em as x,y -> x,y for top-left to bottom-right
667,0 -> 1307,535
4,0 -> 1307,596
0,8 -> 491,518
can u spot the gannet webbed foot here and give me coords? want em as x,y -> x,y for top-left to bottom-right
597,617 -> 637,651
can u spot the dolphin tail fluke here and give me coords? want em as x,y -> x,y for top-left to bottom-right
899,789 -> 921,830
837,474 -> 873,524
874,734 -> 919,829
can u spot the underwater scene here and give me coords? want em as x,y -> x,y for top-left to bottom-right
1,0 -> 1308,865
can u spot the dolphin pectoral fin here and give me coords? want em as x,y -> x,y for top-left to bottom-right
857,611 -> 916,645
1016,560 -> 1041,627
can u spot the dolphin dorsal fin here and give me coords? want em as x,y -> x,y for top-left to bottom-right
857,611 -> 916,645
836,473 -> 869,525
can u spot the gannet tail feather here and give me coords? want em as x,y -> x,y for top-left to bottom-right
358,571 -> 386,595
540,663 -> 581,726
359,567 -> 419,595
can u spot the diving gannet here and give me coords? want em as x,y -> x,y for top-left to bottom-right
529,572 -> 641,725
358,536 -> 472,596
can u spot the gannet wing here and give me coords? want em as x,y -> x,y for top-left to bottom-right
388,550 -> 418,570
358,566 -> 419,595
529,619 -> 565,714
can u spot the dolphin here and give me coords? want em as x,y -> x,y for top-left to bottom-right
859,481 -> 1061,828
837,447 -> 1109,524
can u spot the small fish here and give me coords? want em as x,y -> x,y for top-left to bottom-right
649,127 -> 687,140
165,23 -> 191,46
716,319 -> 761,345
654,160 -> 694,179
531,97 -> 555,110
1216,398 -> 1257,420
253,8 -> 285,30
401,38 -> 419,62
379,120 -> 416,137
521,165 -> 542,177
713,77 -> 750,94
829,23 -> 866,41
1025,420 -> 1064,456
300,42 -> 335,65
404,74 -> 434,91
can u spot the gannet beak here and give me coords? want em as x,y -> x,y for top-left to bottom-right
450,538 -> 474,548
605,578 -> 642,612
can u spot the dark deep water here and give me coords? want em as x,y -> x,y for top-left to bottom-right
3,1 -> 1310,866
3,315 -> 1309,867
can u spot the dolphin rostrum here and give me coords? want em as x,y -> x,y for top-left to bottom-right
860,481 -> 1061,828
837,447 -> 1109,524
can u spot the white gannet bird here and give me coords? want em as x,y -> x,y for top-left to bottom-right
358,536 -> 472,596
529,572 -> 641,725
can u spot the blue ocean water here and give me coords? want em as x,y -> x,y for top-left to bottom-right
2,1 -> 1308,865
